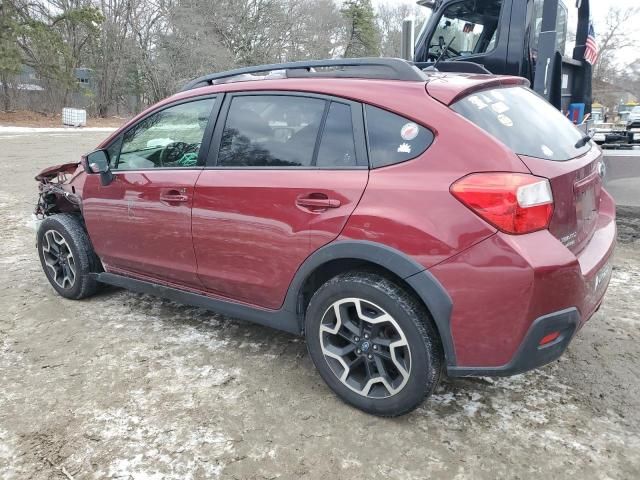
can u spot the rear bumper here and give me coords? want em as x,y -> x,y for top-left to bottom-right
448,308 -> 580,377
430,191 -> 616,375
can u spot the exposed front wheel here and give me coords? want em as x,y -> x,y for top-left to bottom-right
305,271 -> 442,416
37,214 -> 99,299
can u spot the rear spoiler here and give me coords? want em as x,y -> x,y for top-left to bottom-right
426,75 -> 530,106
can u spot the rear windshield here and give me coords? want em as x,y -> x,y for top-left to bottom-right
451,86 -> 591,161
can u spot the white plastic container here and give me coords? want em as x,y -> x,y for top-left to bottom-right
62,108 -> 87,127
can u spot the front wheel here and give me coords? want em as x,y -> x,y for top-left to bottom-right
37,214 -> 99,300
305,271 -> 443,417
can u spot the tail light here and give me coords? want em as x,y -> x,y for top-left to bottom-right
450,173 -> 554,234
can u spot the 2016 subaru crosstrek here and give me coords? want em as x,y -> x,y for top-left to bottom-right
35,59 -> 615,416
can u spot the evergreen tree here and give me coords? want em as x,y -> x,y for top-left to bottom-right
341,0 -> 380,58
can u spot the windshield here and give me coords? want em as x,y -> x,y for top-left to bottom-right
452,86 -> 591,161
427,0 -> 502,59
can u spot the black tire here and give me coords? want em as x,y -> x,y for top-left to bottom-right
305,271 -> 443,417
37,213 -> 100,300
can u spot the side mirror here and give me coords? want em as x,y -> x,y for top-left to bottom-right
86,149 -> 114,186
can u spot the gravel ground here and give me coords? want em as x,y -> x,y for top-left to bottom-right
1,132 -> 639,479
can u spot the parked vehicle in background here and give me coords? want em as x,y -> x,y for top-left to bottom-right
626,106 -> 640,144
34,58 -> 615,416
411,0 -> 593,114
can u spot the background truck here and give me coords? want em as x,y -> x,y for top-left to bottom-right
404,0 -> 593,120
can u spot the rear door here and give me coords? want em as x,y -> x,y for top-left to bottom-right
192,92 -> 369,309
83,96 -> 219,287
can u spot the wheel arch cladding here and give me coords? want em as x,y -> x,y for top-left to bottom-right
284,240 -> 456,366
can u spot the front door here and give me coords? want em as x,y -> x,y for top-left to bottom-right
192,93 -> 369,309
83,97 -> 217,287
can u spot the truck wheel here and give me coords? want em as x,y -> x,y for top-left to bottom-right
37,214 -> 99,300
305,271 -> 443,417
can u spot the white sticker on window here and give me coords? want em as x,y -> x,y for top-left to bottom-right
481,94 -> 493,104
491,90 -> 505,101
397,143 -> 412,153
542,145 -> 554,157
468,95 -> 488,110
400,122 -> 419,141
491,102 -> 509,114
497,114 -> 513,127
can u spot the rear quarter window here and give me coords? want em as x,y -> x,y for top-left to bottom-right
365,105 -> 434,168
451,86 -> 590,161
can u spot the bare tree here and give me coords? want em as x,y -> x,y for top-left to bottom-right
592,6 -> 640,109
377,2 -> 425,58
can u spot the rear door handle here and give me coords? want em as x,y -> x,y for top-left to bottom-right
160,188 -> 189,203
296,195 -> 341,210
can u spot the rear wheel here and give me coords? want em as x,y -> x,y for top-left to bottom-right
37,214 -> 99,300
305,271 -> 442,416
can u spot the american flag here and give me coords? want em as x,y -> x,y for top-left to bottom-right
584,23 -> 599,65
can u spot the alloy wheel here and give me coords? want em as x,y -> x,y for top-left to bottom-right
41,230 -> 76,289
319,298 -> 411,399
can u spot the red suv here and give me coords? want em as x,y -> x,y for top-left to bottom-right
35,59 -> 615,416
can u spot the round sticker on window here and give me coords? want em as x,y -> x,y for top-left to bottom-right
401,122 -> 420,141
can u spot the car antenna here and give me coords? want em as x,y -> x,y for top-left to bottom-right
425,36 -> 456,72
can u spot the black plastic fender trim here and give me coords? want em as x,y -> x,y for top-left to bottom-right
94,272 -> 300,335
280,240 -> 456,366
94,241 -> 457,366
447,308 -> 580,377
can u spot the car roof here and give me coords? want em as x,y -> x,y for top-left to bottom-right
99,73 -> 528,148
168,72 -> 527,108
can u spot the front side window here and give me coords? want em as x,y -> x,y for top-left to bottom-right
217,95 -> 326,167
114,98 -> 215,170
428,0 -> 502,60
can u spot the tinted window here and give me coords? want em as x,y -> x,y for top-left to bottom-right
317,102 -> 357,167
451,86 -> 590,161
115,98 -> 214,170
218,95 -> 326,167
365,105 -> 434,168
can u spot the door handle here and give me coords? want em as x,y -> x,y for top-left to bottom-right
160,189 -> 189,203
296,194 -> 341,211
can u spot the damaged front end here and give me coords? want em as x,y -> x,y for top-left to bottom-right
35,162 -> 84,218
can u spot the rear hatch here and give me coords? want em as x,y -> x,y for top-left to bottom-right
445,82 -> 602,253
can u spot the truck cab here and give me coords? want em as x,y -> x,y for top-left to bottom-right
413,0 -> 592,114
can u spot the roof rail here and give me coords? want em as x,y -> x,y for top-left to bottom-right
180,57 -> 427,91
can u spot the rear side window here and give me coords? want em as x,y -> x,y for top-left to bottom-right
218,95 -> 325,167
365,105 -> 434,168
451,86 -> 590,161
317,102 -> 357,167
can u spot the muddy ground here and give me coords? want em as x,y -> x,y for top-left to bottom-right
1,131 -> 639,479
